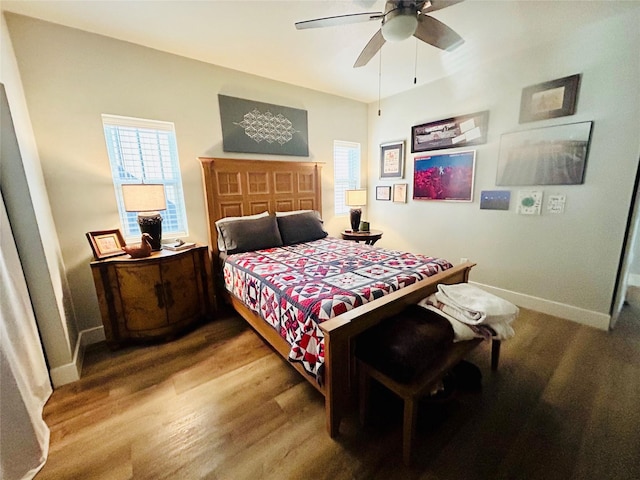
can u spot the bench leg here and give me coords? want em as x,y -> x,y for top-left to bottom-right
403,396 -> 418,466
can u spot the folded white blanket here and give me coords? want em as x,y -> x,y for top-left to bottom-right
434,283 -> 518,326
418,283 -> 518,342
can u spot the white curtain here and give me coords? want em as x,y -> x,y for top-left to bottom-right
0,192 -> 52,480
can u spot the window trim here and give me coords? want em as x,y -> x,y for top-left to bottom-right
333,140 -> 362,217
101,114 -> 189,241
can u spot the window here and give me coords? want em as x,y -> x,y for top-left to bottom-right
334,140 -> 361,216
102,114 -> 188,239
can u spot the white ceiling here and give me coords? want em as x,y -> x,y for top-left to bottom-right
2,1 -> 638,103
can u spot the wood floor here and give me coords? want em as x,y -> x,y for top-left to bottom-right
37,303 -> 640,480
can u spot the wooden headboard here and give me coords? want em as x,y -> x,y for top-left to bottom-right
199,157 -> 323,254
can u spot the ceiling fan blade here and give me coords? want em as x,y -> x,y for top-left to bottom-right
295,12 -> 382,30
353,29 -> 386,68
421,0 -> 465,14
413,15 -> 464,51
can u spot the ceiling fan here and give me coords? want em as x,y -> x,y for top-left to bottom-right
295,1 -> 465,68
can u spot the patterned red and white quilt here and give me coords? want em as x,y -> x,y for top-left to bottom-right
223,237 -> 453,383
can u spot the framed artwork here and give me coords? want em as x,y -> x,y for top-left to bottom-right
413,150 -> 476,202
86,229 -> 126,260
517,190 -> 543,215
411,110 -> 489,153
547,194 -> 567,214
379,141 -> 405,179
519,74 -> 581,123
218,94 -> 309,156
376,185 -> 392,201
480,190 -> 511,210
496,121 -> 593,186
393,183 -> 408,203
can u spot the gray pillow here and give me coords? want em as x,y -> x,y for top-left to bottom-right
217,214 -> 283,254
215,211 -> 269,252
277,211 -> 328,245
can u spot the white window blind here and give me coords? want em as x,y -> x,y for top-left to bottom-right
102,114 -> 188,239
334,140 -> 361,216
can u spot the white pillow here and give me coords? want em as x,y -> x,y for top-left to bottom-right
215,211 -> 269,251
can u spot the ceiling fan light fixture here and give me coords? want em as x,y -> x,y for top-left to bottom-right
381,10 -> 418,42
295,0 -> 465,68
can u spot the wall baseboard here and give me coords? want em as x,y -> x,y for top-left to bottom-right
80,325 -> 106,346
471,281 -> 611,331
49,345 -> 81,388
48,326 -> 105,387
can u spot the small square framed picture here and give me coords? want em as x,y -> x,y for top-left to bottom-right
86,229 -> 127,260
393,183 -> 408,203
376,185 -> 392,201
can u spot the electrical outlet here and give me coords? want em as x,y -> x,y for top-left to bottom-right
460,257 -> 469,264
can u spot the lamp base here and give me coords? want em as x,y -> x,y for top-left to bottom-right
349,208 -> 362,232
137,212 -> 163,251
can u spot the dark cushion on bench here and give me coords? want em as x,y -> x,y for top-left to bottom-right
356,305 -> 455,384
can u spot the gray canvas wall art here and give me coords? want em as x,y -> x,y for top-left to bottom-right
218,95 -> 309,156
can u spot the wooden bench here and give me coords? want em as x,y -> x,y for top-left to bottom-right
356,305 -> 500,465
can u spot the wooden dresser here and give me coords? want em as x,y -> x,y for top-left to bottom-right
90,245 -> 214,349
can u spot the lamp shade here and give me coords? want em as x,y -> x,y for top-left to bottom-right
122,184 -> 167,212
345,189 -> 367,207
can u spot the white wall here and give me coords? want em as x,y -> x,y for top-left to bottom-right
4,14 -> 368,341
367,11 -> 640,328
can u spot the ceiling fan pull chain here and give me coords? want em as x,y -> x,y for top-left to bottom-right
414,38 -> 419,84
378,49 -> 382,116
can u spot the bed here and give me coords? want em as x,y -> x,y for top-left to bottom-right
199,157 -> 489,437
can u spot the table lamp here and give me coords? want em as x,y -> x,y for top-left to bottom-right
122,184 -> 167,251
345,189 -> 367,232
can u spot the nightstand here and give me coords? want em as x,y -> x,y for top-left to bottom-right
341,229 -> 383,245
90,245 -> 214,349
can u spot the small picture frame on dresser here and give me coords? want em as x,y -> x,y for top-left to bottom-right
86,229 -> 127,260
